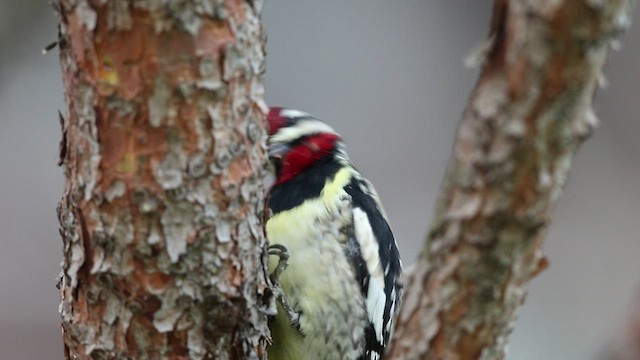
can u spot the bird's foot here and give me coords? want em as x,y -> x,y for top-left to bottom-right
268,244 -> 289,285
267,244 -> 302,332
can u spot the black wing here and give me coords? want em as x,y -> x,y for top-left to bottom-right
344,177 -> 403,360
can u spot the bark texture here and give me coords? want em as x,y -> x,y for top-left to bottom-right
56,1 -> 270,358
387,1 -> 635,359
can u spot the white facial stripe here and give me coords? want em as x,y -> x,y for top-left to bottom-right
270,119 -> 338,144
280,109 -> 311,118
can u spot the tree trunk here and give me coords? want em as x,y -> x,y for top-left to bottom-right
56,1 -> 270,358
387,1 -> 635,359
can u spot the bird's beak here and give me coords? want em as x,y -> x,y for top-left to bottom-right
268,143 -> 290,159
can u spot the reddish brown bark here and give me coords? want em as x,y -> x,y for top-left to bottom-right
387,1 -> 635,359
56,1 -> 270,358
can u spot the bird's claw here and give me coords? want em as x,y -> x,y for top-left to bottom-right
268,244 -> 289,285
267,244 -> 302,332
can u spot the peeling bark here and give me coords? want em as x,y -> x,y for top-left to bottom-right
56,1 -> 270,359
387,1 -> 635,359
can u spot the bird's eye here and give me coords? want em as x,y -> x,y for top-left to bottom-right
268,143 -> 291,160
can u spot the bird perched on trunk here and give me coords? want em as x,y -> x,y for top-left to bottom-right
265,107 -> 402,360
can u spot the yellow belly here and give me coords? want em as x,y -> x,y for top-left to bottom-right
266,169 -> 367,360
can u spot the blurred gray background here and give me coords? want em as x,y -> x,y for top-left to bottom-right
1,1 -> 638,359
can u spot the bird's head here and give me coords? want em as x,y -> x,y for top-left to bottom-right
267,107 -> 342,185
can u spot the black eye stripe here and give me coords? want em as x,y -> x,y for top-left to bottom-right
283,118 -> 296,128
288,134 -> 314,147
278,116 -> 322,132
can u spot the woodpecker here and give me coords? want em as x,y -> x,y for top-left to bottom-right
265,107 -> 403,360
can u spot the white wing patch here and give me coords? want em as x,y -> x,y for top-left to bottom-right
367,279 -> 386,343
353,208 -> 386,342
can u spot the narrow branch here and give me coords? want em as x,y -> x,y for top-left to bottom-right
387,1 -> 635,359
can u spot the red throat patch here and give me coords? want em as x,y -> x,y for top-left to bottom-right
275,133 -> 340,185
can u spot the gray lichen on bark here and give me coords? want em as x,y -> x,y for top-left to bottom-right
56,0 -> 270,358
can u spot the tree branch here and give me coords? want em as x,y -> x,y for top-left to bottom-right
56,1 -> 270,358
387,1 -> 635,359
